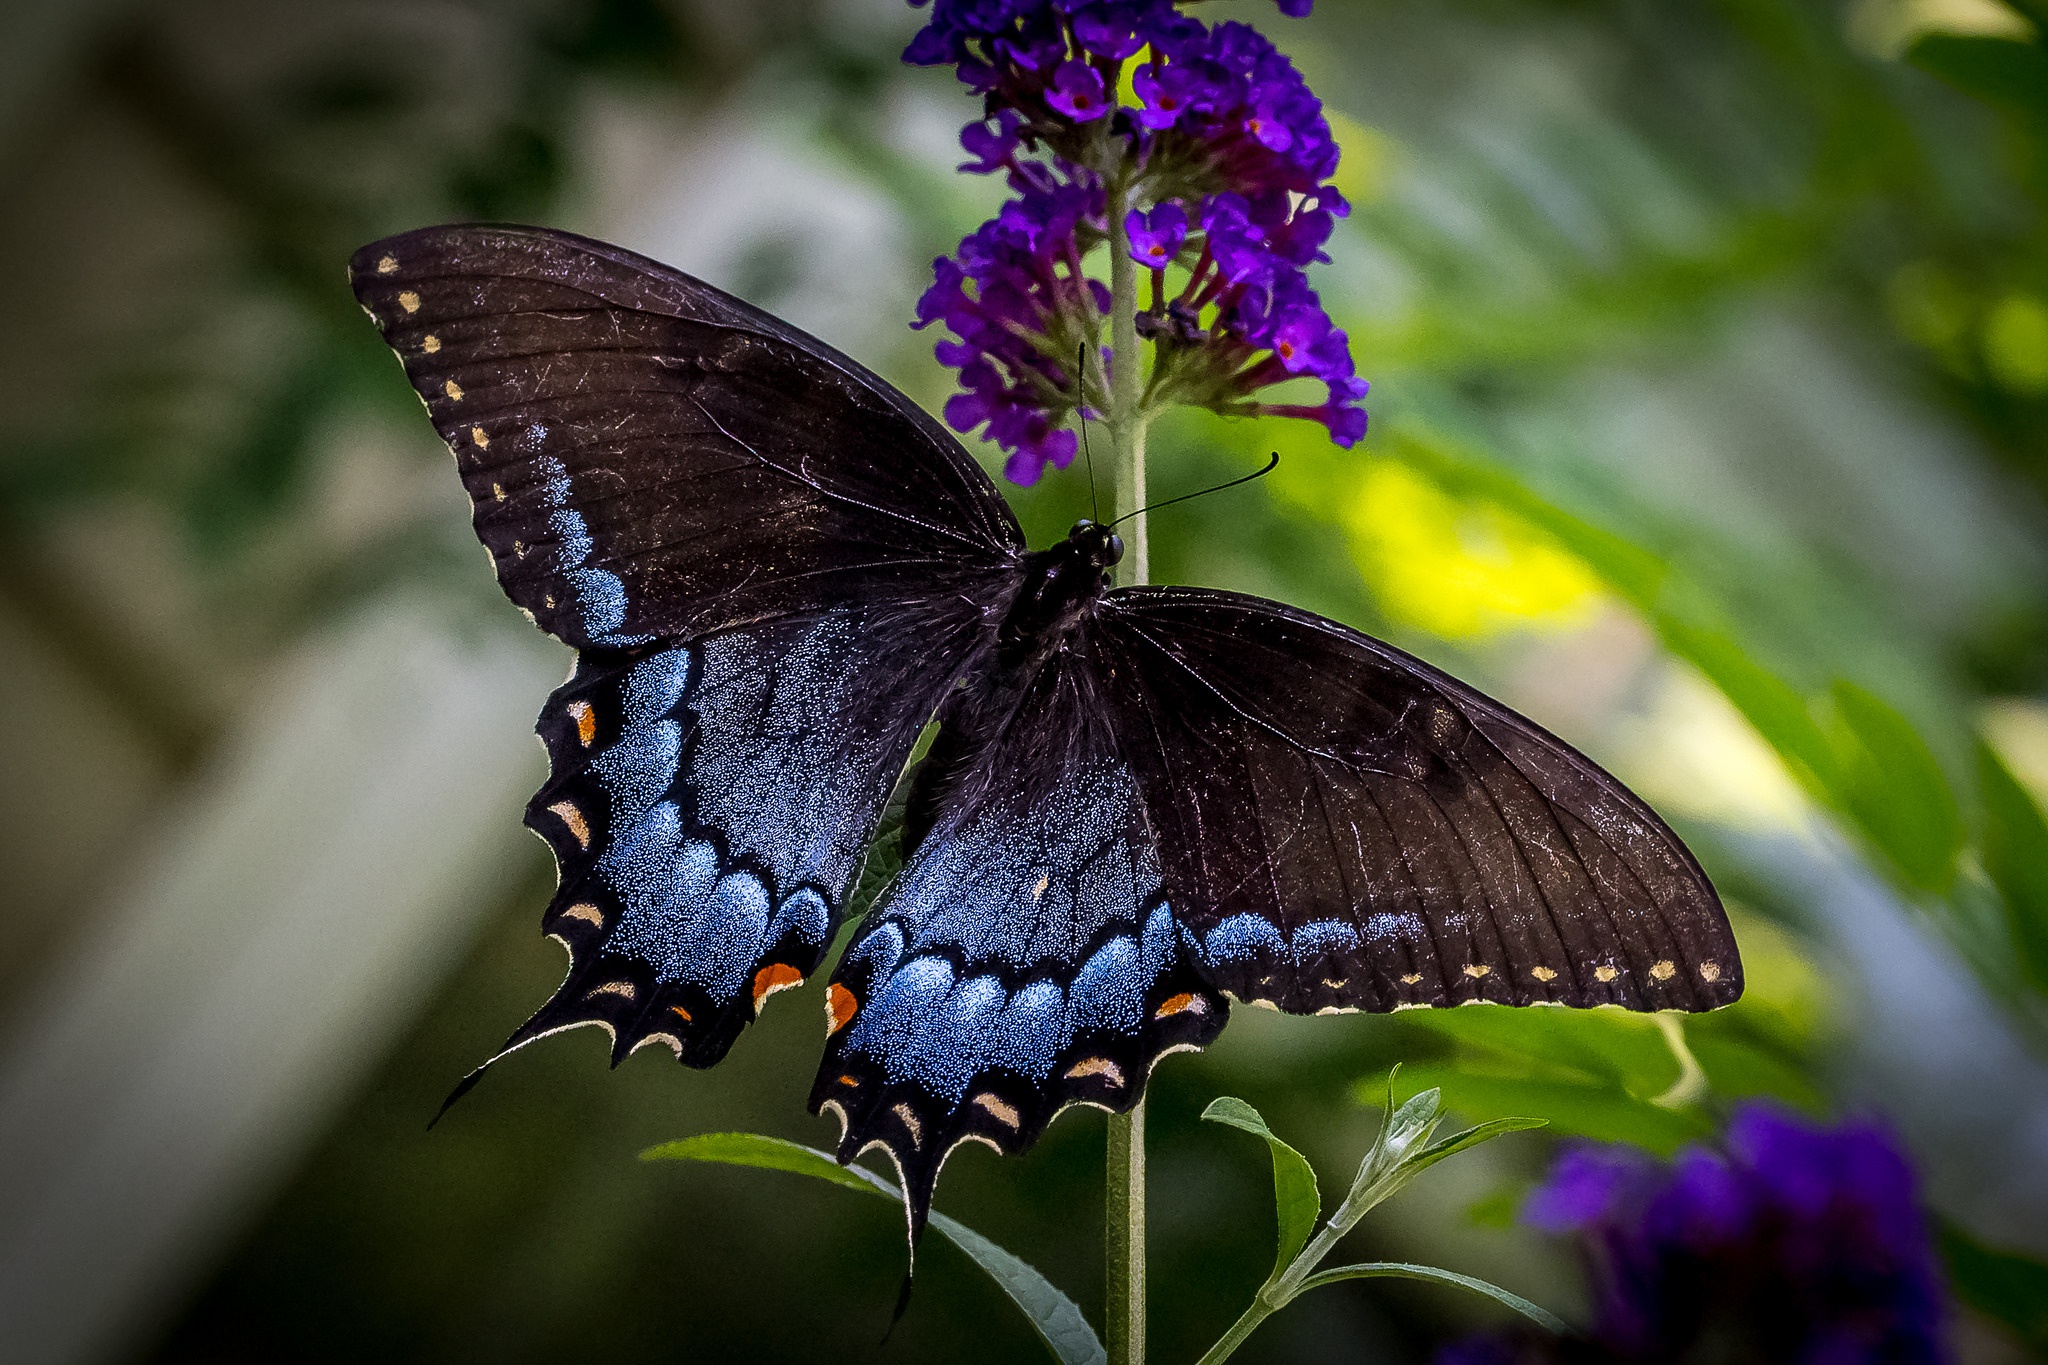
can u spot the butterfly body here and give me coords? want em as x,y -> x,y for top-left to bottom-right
350,224 -> 1741,1234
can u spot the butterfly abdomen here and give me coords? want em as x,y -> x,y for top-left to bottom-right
902,530 -> 1121,852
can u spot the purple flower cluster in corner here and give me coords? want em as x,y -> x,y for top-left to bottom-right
906,0 -> 1368,484
1438,1105 -> 1950,1365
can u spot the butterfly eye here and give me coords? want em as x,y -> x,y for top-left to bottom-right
1106,533 -> 1125,565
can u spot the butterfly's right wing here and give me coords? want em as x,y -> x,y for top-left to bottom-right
1095,587 -> 1741,1015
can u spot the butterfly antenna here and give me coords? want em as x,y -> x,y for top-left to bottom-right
1078,341 -> 1100,523
1108,451 -> 1280,528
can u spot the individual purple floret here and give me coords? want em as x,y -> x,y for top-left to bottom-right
1436,1104 -> 1951,1364
1126,203 -> 1188,268
906,0 -> 1367,484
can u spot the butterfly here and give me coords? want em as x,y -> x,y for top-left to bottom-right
350,224 -> 1741,1236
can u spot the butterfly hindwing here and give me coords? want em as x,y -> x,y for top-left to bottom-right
348,225 -> 1023,649
1096,587 -> 1742,1014
812,646 -> 1225,1235
516,599 -> 991,1067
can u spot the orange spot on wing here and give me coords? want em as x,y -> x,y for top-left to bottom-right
1154,992 -> 1205,1019
826,983 -> 858,1034
566,699 -> 597,747
669,1004 -> 693,1023
752,963 -> 804,1012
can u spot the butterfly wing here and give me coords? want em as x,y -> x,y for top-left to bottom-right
518,599 -> 989,1068
349,224 -> 1022,647
1095,587 -> 1742,1014
350,225 -> 1022,1069
811,643 -> 1225,1237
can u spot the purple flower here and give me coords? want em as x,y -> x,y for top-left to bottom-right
959,108 -> 1026,173
1436,1105 -> 1951,1365
1132,62 -> 1196,129
1072,5 -> 1144,59
1045,60 -> 1111,121
1126,202 -> 1188,267
905,0 -> 1365,479
1523,1146 -> 1655,1234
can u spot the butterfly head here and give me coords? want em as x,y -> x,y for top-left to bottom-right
1066,519 -> 1125,573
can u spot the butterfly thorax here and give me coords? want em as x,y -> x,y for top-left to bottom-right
994,520 -> 1123,671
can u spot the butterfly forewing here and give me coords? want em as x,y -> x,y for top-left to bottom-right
349,225 -> 1023,649
1095,587 -> 1741,1015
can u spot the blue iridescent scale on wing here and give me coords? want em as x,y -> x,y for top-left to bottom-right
518,600 -> 987,1068
812,654 -> 1226,1234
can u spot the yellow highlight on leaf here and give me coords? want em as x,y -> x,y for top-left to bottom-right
1342,462 -> 1600,640
1325,110 -> 1394,207
1984,293 -> 2048,396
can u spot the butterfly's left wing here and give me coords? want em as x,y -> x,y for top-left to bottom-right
1095,587 -> 1743,1015
515,597 -> 987,1070
809,643 -> 1226,1238
347,225 -> 1026,1076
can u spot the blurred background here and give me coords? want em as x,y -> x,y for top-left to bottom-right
2,0 -> 2046,1360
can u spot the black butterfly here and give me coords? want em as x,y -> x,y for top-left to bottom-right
350,224 -> 1741,1235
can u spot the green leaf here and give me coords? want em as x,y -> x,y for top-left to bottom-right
1980,742 -> 2048,994
1830,681 -> 1965,892
1291,1262 -> 1570,1336
1939,1220 -> 2048,1352
1405,1117 -> 1549,1178
1657,619 -> 1839,794
1907,33 -> 2048,126
1201,1097 -> 1322,1276
644,1133 -> 1106,1365
1373,1063 -> 1707,1154
926,1210 -> 1107,1365
1376,1082 -> 1444,1172
1346,1075 -> 1541,1211
643,1131 -> 873,1194
1372,1007 -> 1718,1152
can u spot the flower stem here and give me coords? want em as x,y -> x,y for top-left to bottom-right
1191,1298 -> 1271,1365
1108,180 -> 1148,588
1106,1096 -> 1146,1365
1104,175 -> 1150,1365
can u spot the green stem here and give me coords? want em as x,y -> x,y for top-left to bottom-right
1192,1297 -> 1271,1365
1103,175 -> 1151,1365
1107,180 -> 1148,589
1106,1095 -> 1146,1365
1193,1174 -> 1377,1364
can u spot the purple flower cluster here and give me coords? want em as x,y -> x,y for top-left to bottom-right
906,0 -> 1367,484
1439,1105 -> 1950,1365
